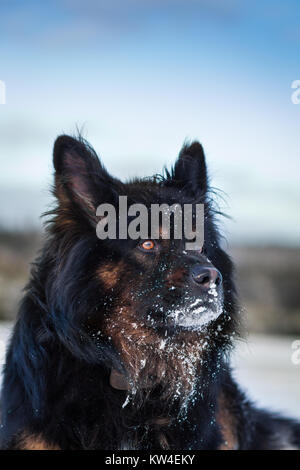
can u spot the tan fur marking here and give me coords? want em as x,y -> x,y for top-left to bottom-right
19,433 -> 60,450
97,261 -> 125,289
152,417 -> 171,426
217,393 -> 238,450
158,432 -> 170,450
165,268 -> 187,288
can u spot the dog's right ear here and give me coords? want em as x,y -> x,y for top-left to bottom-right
53,135 -> 119,228
172,141 -> 208,196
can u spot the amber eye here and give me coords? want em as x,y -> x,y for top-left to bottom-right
139,240 -> 155,251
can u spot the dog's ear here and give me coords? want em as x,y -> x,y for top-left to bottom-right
173,141 -> 208,195
53,135 -> 119,227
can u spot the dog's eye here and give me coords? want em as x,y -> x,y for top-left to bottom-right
139,240 -> 155,251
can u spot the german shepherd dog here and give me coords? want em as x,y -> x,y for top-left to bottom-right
1,136 -> 300,450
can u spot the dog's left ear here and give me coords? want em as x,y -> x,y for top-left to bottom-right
53,135 -> 120,228
172,141 -> 208,196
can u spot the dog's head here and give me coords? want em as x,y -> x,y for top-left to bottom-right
47,135 -> 238,401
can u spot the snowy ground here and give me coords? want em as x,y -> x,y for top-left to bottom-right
232,334 -> 300,420
0,323 -> 299,420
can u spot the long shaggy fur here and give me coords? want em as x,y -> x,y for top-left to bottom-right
0,135 -> 300,450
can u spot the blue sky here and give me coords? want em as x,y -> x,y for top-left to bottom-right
0,0 -> 300,244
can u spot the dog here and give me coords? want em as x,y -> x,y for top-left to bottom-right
0,135 -> 300,450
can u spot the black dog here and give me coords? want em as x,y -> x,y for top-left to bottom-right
1,135 -> 299,450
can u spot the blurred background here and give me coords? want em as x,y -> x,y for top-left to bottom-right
0,1 -> 299,419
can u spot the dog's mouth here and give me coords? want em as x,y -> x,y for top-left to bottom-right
146,283 -> 224,332
166,300 -> 223,330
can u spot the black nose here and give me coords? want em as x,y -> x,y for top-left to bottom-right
191,265 -> 222,289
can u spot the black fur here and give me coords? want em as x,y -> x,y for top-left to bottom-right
0,136 -> 299,450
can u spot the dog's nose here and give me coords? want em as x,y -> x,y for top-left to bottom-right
191,265 -> 222,289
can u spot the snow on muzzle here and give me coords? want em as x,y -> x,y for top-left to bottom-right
167,282 -> 224,330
